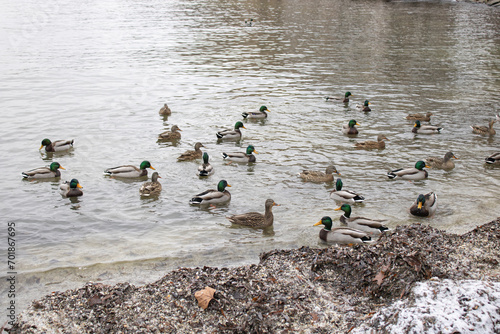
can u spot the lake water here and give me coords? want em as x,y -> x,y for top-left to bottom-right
1,0 -> 499,319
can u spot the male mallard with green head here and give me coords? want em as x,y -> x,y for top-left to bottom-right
298,165 -> 340,183
177,142 -> 204,161
409,192 -> 437,217
387,161 -> 429,180
314,216 -> 371,244
197,152 -> 214,176
334,204 -> 388,235
242,106 -> 270,119
22,162 -> 65,179
325,91 -> 352,103
216,121 -> 246,140
342,119 -> 360,135
329,178 -> 365,204
60,178 -> 83,197
356,100 -> 371,112
412,120 -> 442,134
222,145 -> 257,163
190,180 -> 231,205
104,161 -> 155,178
40,138 -> 74,152
226,199 -> 279,228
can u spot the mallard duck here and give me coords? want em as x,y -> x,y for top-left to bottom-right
354,134 -> 389,149
356,100 -> 371,112
409,192 -> 437,217
387,160 -> 429,180
216,121 -> 246,140
177,142 -> 204,161
334,204 -> 388,235
139,172 -> 162,196
298,165 -> 340,183
226,199 -> 279,228
342,120 -> 359,135
329,178 -> 365,204
22,162 -> 65,179
222,145 -> 257,163
158,125 -> 181,140
159,103 -> 171,116
406,112 -> 433,121
197,152 -> 214,176
485,152 -> 500,164
471,119 -> 496,136
412,120 -> 442,134
60,178 -> 83,197
325,91 -> 352,103
425,152 -> 457,170
104,161 -> 155,178
242,106 -> 270,119
189,180 -> 231,205
314,216 -> 371,244
40,138 -> 74,152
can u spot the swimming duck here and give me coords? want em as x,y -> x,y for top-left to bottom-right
159,103 -> 171,116
242,106 -> 270,119
40,138 -> 74,152
222,145 -> 257,163
189,180 -> 231,205
334,204 -> 388,235
22,162 -> 65,179
387,160 -> 429,180
325,92 -> 352,103
485,152 -> 500,164
104,161 -> 155,178
177,142 -> 204,161
356,100 -> 371,112
158,125 -> 182,141
425,152 -> 457,170
471,119 -> 496,136
197,152 -> 214,176
60,178 -> 83,197
412,120 -> 442,134
342,120 -> 359,135
216,121 -> 246,140
409,192 -> 437,217
298,165 -> 340,183
354,134 -> 389,150
139,172 -> 162,196
226,199 -> 279,228
329,178 -> 365,204
406,112 -> 433,122
313,216 -> 371,244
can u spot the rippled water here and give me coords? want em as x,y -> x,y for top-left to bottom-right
1,0 -> 499,317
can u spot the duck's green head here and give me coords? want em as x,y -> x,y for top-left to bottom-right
235,121 -> 246,129
314,216 -> 333,231
414,120 -> 421,128
415,160 -> 429,170
40,138 -> 52,149
334,203 -> 352,217
69,179 -> 83,189
416,194 -> 426,209
246,145 -> 258,154
348,120 -> 359,128
363,100 -> 370,106
345,92 -> 352,98
50,162 -> 64,171
202,152 -> 209,164
335,178 -> 343,191
217,180 -> 231,192
140,161 -> 155,170
260,106 -> 270,112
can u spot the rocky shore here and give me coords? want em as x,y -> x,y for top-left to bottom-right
7,219 -> 500,333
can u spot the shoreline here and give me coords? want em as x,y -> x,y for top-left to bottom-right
7,218 -> 500,333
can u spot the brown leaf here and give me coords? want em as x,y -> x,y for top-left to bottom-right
194,286 -> 216,309
373,271 -> 385,286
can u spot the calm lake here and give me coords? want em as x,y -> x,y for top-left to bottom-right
0,0 -> 499,318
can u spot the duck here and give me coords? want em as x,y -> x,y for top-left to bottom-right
39,138 -> 74,152
197,152 -> 214,177
298,165 -> 340,183
342,120 -> 359,135
409,192 -> 437,217
485,152 -> 500,164
222,145 -> 257,163
22,162 -> 65,179
354,134 -> 389,150
314,216 -> 371,244
177,142 -> 204,161
189,180 -> 231,205
59,179 -> 83,197
334,204 -> 388,235
139,172 -> 162,196
242,106 -> 270,119
406,112 -> 433,122
425,152 -> 457,170
104,160 -> 155,178
356,100 -> 371,112
471,119 -> 496,136
412,120 -> 442,134
216,121 -> 246,140
159,103 -> 171,116
387,160 -> 429,180
329,178 -> 365,204
226,199 -> 279,228
158,125 -> 182,141
325,91 -> 352,103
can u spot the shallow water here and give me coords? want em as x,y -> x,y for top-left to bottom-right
0,0 -> 499,318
